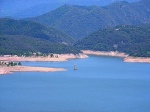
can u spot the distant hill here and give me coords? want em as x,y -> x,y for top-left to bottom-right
28,0 -> 150,39
74,24 -> 150,57
0,18 -> 74,44
0,18 -> 79,55
13,3 -> 62,19
0,0 -> 140,18
0,35 -> 79,55
65,0 -> 140,6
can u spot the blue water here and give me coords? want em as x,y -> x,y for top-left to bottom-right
0,56 -> 150,112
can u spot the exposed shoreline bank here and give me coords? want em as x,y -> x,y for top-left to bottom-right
0,53 -> 88,75
0,53 -> 88,62
124,57 -> 150,63
1,51 -> 149,75
0,66 -> 66,75
82,50 -> 150,63
81,50 -> 128,58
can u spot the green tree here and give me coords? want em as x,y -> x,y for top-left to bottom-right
50,54 -> 54,58
18,62 -> 22,66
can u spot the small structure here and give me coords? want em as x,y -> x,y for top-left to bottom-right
0,61 -> 21,66
0,61 -> 9,66
74,64 -> 78,70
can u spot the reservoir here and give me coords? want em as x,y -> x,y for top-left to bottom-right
0,56 -> 150,112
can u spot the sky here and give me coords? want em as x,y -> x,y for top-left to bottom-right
0,0 -> 140,7
0,0 -> 140,17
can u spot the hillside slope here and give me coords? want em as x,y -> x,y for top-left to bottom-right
0,18 -> 74,44
74,24 -> 150,57
0,35 -> 79,55
0,18 -> 79,55
28,0 -> 150,39
13,3 -> 62,19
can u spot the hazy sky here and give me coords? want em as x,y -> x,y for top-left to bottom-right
1,0 -> 140,6
0,0 -> 140,17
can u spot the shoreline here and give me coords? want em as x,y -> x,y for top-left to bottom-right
82,50 -> 150,63
124,57 -> 150,63
0,53 -> 88,75
0,53 -> 88,62
0,66 -> 66,75
81,50 -> 128,58
0,51 -> 149,75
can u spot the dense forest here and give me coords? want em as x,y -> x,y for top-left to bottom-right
0,0 -> 150,57
0,18 -> 80,55
0,18 -> 74,43
0,35 -> 79,55
28,0 -> 150,39
75,24 -> 150,57
1,18 -> 149,57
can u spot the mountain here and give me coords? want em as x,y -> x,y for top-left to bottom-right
65,0 -> 140,6
0,18 -> 79,55
0,35 -> 79,55
12,3 -> 62,19
74,24 -> 150,57
0,0 -> 55,17
0,18 -> 74,44
0,0 -> 140,18
27,0 -> 150,39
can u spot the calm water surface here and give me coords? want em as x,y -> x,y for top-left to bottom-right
0,56 -> 150,112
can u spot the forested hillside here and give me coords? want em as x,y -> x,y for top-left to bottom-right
74,24 -> 150,57
28,0 -> 150,39
0,18 -> 80,55
1,1 -> 150,56
0,35 -> 79,55
0,18 -> 74,43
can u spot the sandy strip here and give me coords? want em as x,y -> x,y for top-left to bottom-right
0,53 -> 88,75
82,50 -> 150,63
0,66 -> 66,75
82,50 -> 128,58
124,57 -> 150,63
59,53 -> 88,59
0,53 -> 88,62
0,57 -> 67,62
